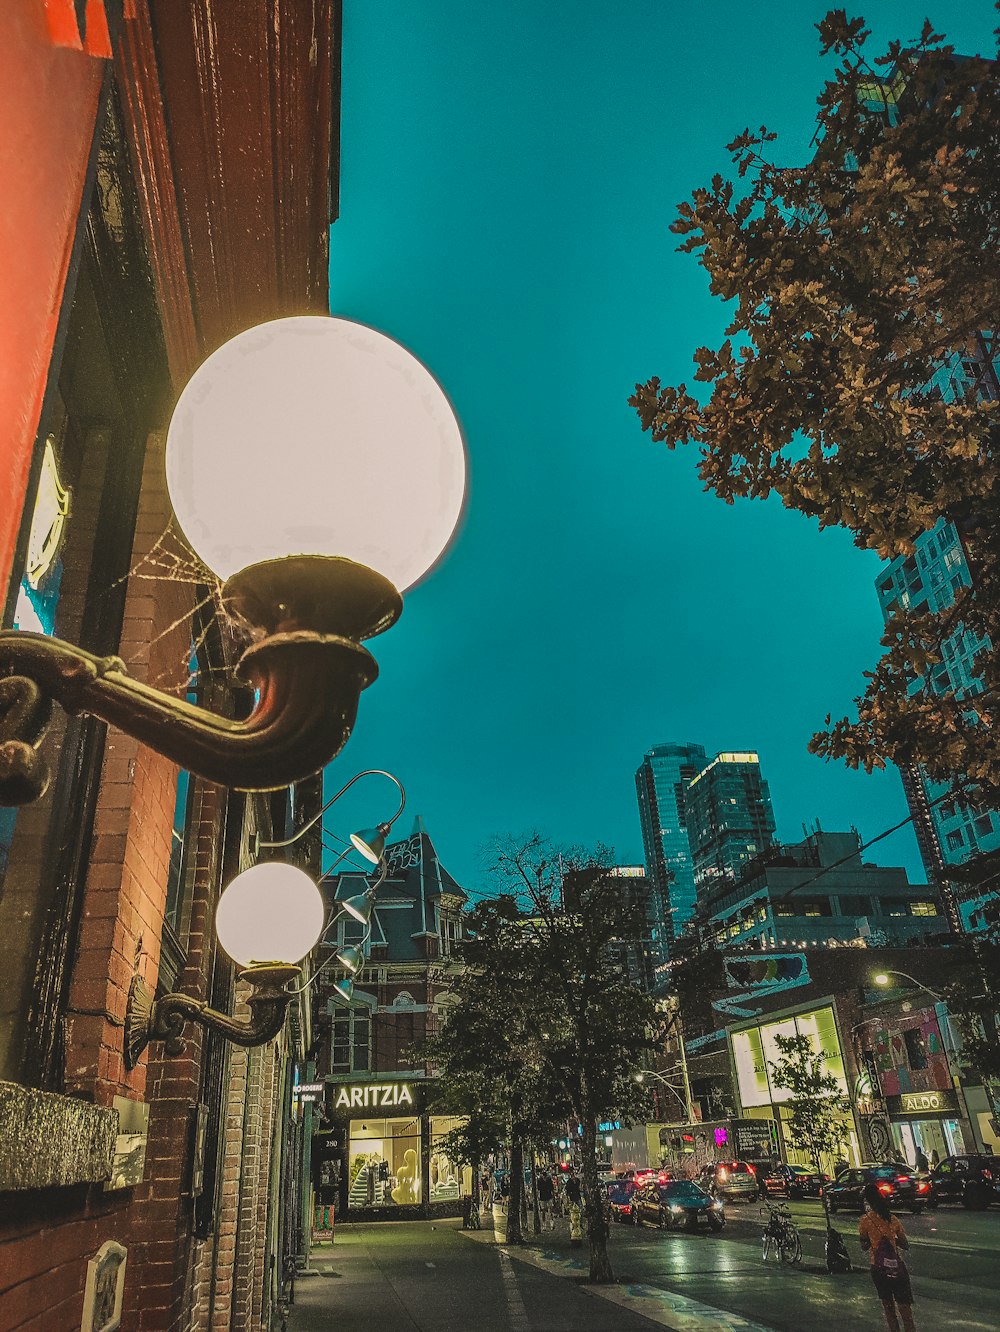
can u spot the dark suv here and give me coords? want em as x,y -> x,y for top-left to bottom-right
928,1155 -> 1000,1210
696,1160 -> 759,1202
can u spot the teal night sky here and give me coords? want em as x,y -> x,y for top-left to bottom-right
324,2 -> 996,895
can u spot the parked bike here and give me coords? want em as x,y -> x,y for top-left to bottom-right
760,1201 -> 802,1264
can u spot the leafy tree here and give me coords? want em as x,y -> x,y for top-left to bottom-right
425,836 -> 658,1281
482,836 -> 659,1283
769,1032 -> 851,1220
423,891 -> 569,1245
631,11 -> 1000,801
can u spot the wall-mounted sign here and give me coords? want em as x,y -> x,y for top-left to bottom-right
335,1083 -> 414,1110
104,1098 -> 148,1191
732,1119 -> 779,1159
724,953 -> 808,992
294,1083 -> 325,1095
886,1089 -> 960,1119
81,1241 -> 127,1332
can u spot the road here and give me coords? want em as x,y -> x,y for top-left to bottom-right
605,1196 -> 999,1330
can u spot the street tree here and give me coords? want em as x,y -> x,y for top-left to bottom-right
423,891 -> 569,1245
483,835 -> 660,1283
630,11 -> 1000,801
769,1032 -> 851,1220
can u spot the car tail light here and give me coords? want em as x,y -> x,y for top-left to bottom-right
984,1170 -> 993,1181
878,1183 -> 893,1196
623,1205 -> 631,1214
917,1181 -> 929,1192
896,1175 -> 910,1184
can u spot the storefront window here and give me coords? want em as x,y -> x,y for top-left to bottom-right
348,1117 -> 421,1208
429,1116 -> 472,1202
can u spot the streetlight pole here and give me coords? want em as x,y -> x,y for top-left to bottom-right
635,1065 -> 694,1124
873,969 -> 977,1154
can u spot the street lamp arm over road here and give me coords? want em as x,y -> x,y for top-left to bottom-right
635,1067 -> 691,1118
873,970 -> 944,1004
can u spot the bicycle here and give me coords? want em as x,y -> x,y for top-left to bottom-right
760,1201 -> 802,1264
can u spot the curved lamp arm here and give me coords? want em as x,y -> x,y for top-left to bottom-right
259,769 -> 405,851
125,963 -> 299,1070
875,969 -> 944,1003
635,1068 -> 689,1114
0,556 -> 401,806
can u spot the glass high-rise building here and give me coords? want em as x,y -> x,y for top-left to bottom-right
876,517 -> 1000,932
635,741 -> 706,965
685,752 -> 777,902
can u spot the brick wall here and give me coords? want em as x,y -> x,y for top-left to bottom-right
0,434 -> 229,1332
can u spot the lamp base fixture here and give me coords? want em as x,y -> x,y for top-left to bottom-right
124,963 -> 300,1070
0,555 -> 402,805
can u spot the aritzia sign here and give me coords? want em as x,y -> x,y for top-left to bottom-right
334,1083 -> 415,1110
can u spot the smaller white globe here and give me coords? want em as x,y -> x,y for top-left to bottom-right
165,315 -> 467,591
215,863 -> 325,968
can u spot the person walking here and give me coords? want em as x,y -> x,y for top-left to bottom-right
929,1149 -> 940,1170
537,1170 -> 556,1231
859,1181 -> 917,1332
564,1169 -> 583,1247
914,1147 -> 929,1175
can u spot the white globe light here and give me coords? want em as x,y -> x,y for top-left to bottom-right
215,863 -> 325,968
165,316 -> 466,591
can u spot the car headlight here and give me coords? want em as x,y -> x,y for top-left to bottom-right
671,1205 -> 684,1214
712,1200 -> 724,1210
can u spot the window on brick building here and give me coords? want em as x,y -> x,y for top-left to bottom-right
331,1007 -> 371,1074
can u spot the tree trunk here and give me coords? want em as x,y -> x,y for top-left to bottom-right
530,1155 -> 541,1235
507,1137 -> 524,1244
579,1115 -> 614,1283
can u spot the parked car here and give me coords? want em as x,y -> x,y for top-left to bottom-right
605,1179 -> 637,1223
825,1163 -> 930,1214
928,1155 -> 1000,1210
696,1160 -> 759,1202
750,1161 -> 784,1197
768,1163 -> 829,1199
633,1179 -> 726,1231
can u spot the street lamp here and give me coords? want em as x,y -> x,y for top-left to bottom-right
634,1067 -> 693,1122
125,862 -> 326,1069
873,971 -> 943,1003
0,316 -> 465,805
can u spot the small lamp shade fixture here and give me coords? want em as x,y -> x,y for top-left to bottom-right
215,862 -> 325,968
341,889 -> 377,927
165,315 -> 466,590
331,976 -> 355,1006
335,944 -> 365,975
873,973 -> 890,986
350,823 -> 389,864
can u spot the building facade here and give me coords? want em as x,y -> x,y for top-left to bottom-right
702,830 -> 946,951
685,751 -> 777,902
875,518 -> 1000,932
315,820 -> 472,1222
635,741 -> 706,962
0,5 -> 338,1330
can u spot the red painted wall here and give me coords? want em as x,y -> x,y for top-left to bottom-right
0,6 -> 104,593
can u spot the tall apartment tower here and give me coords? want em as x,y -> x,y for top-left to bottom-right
635,741 -> 707,963
876,517 -> 1000,931
685,751 -> 777,901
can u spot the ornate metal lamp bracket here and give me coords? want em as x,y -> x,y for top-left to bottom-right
124,964 -> 300,1070
0,556 -> 402,806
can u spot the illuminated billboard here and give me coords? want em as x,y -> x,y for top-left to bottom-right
731,1007 -> 847,1109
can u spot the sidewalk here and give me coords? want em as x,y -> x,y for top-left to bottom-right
284,1217 -> 662,1332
